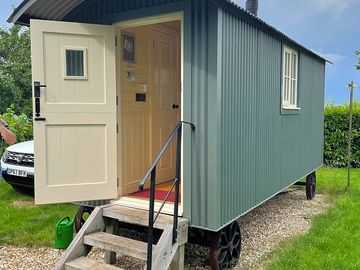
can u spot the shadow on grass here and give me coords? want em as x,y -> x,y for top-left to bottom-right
0,178 -> 78,247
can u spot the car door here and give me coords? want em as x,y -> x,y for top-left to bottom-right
31,20 -> 117,204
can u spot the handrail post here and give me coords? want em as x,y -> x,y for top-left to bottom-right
173,125 -> 182,244
147,167 -> 156,270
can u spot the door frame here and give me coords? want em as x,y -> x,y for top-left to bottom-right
113,12 -> 184,207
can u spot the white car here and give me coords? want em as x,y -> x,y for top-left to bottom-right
1,141 -> 34,192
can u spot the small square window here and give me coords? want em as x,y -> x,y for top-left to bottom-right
63,47 -> 87,80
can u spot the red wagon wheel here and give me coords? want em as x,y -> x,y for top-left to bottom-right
306,171 -> 317,200
209,221 -> 241,270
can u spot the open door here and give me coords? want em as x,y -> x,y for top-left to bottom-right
31,20 -> 117,204
152,27 -> 181,184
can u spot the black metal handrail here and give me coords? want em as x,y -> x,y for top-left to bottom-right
139,121 -> 195,270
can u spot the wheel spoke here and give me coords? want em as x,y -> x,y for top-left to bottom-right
220,253 -> 231,269
220,244 -> 228,252
231,245 -> 240,259
218,248 -> 228,264
220,231 -> 228,244
232,232 -> 240,247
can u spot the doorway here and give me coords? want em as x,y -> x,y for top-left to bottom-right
115,16 -> 183,214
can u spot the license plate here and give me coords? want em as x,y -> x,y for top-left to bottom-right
7,168 -> 28,178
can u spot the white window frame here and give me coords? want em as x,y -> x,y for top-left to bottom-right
282,46 -> 299,110
63,46 -> 88,80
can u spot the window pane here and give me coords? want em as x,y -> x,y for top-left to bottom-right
291,54 -> 296,79
293,54 -> 298,80
286,52 -> 290,77
66,50 -> 84,77
289,79 -> 294,105
291,80 -> 296,105
291,54 -> 294,79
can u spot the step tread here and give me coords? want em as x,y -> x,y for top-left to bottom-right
65,257 -> 122,270
84,232 -> 151,261
103,204 -> 188,230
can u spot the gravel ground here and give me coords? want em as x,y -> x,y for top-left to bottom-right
185,189 -> 330,270
0,189 -> 329,270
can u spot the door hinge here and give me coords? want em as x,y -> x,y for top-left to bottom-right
116,96 -> 119,106
115,36 -> 118,47
117,177 -> 119,187
117,123 -> 119,133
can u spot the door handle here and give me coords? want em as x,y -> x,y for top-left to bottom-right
172,104 -> 179,109
34,81 -> 47,98
34,81 -> 47,118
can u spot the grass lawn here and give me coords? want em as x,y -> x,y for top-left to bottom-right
0,178 -> 78,247
268,167 -> 360,270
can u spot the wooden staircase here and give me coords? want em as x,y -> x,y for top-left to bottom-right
55,204 -> 188,270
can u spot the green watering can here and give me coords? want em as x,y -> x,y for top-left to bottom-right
55,216 -> 75,249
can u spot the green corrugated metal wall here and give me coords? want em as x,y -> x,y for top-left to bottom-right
186,0 -> 222,230
62,0 -> 325,231
217,9 -> 325,228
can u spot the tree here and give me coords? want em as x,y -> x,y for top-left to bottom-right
0,25 -> 32,117
356,50 -> 360,70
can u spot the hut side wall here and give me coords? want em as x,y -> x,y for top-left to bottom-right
218,8 -> 325,228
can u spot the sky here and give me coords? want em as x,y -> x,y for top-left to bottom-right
1,0 -> 359,104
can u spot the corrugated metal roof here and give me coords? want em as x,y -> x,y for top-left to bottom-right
7,0 -> 328,61
7,0 -> 85,25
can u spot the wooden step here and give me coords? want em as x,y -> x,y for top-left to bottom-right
103,204 -> 187,230
65,257 -> 122,270
84,232 -> 152,261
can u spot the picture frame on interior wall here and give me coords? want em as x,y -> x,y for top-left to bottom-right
122,32 -> 136,63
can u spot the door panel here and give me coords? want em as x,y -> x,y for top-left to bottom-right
31,20 -> 117,204
152,28 -> 180,183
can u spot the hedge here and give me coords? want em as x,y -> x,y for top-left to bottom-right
0,106 -> 33,154
324,101 -> 360,168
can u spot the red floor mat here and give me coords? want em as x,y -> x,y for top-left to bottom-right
129,189 -> 181,203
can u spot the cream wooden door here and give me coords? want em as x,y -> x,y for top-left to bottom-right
31,20 -> 117,204
152,28 -> 180,183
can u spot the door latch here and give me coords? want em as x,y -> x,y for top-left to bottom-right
172,104 -> 180,109
34,81 -> 47,120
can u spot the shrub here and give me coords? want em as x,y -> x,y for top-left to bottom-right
0,106 -> 33,154
324,102 -> 360,168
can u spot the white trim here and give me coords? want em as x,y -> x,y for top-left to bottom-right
62,46 -> 88,80
282,45 -> 299,110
